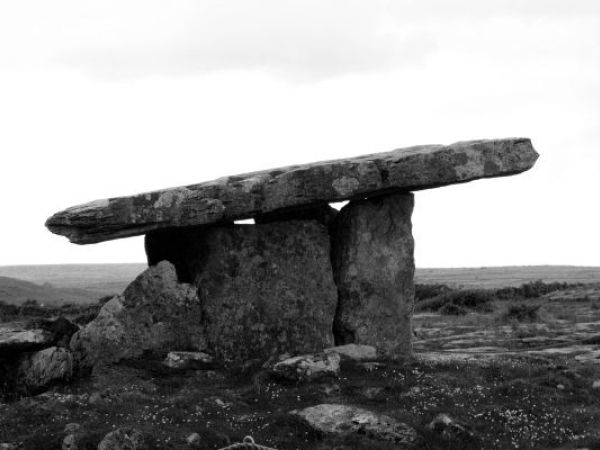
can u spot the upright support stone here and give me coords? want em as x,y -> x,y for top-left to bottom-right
146,221 -> 338,361
331,193 -> 415,357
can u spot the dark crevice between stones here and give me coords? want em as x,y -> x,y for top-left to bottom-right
328,204 -> 350,346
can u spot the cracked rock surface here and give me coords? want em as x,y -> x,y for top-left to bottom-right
46,138 -> 538,244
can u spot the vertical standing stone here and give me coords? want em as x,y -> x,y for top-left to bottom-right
145,221 -> 338,362
331,193 -> 415,357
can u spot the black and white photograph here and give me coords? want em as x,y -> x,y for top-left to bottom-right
0,1 -> 599,449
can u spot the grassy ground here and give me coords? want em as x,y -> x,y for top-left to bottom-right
3,282 -> 600,449
2,353 -> 600,449
416,266 -> 600,288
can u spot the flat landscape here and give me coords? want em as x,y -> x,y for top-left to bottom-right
2,266 -> 600,449
2,264 -> 600,305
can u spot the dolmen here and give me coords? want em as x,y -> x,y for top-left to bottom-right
46,138 -> 538,367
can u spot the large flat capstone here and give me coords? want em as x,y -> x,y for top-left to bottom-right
46,138 -> 538,244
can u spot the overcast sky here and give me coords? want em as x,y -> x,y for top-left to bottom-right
0,1 -> 598,267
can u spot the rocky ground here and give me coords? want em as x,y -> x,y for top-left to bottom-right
2,284 -> 600,449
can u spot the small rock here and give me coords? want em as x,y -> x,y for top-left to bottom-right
214,398 -> 231,409
163,351 -> 214,370
292,404 -> 418,446
98,427 -> 144,450
557,384 -> 565,390
186,433 -> 201,445
593,380 -> 600,389
271,352 -> 340,382
88,392 -> 103,405
17,346 -> 73,391
0,323 -> 54,355
64,423 -> 81,434
360,386 -> 386,400
62,433 -> 82,450
427,413 -> 474,442
0,444 -> 17,450
321,383 -> 341,396
324,344 -> 377,361
358,361 -> 386,372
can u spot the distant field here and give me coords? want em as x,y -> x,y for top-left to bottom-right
0,276 -> 102,306
1,263 -> 599,306
0,263 -> 146,294
415,265 -> 600,288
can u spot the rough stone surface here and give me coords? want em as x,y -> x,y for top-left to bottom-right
0,323 -> 53,355
35,317 -> 79,348
270,352 -> 341,382
162,351 -> 214,370
427,413 -> 475,442
46,138 -> 538,244
292,404 -> 419,446
324,344 -> 378,361
331,192 -> 415,357
146,221 -> 338,361
16,346 -> 73,390
97,427 -> 144,450
70,261 -> 206,368
186,433 -> 201,445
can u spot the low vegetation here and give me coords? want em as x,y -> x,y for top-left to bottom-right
414,280 -> 584,315
0,299 -> 102,325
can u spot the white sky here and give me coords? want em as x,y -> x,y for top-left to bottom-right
0,0 -> 598,267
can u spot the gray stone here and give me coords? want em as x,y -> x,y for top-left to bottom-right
146,221 -> 338,361
292,404 -> 419,446
70,261 -> 206,368
0,444 -> 17,450
331,193 -> 415,357
34,317 -> 79,348
62,432 -> 82,450
64,423 -> 81,434
17,346 -> 73,390
97,428 -> 144,450
0,323 -> 53,355
163,351 -> 214,370
271,352 -> 340,382
427,413 -> 474,442
186,433 -> 201,445
324,344 -> 378,361
46,138 -> 538,244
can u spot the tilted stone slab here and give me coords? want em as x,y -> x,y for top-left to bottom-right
46,138 -> 538,244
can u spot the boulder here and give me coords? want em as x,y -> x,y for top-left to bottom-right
270,352 -> 341,382
0,323 -> 53,355
292,404 -> 419,446
70,261 -> 206,368
146,221 -> 338,361
16,346 -> 73,391
97,428 -> 144,450
331,193 -> 415,357
28,317 -> 79,348
46,138 -> 538,244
